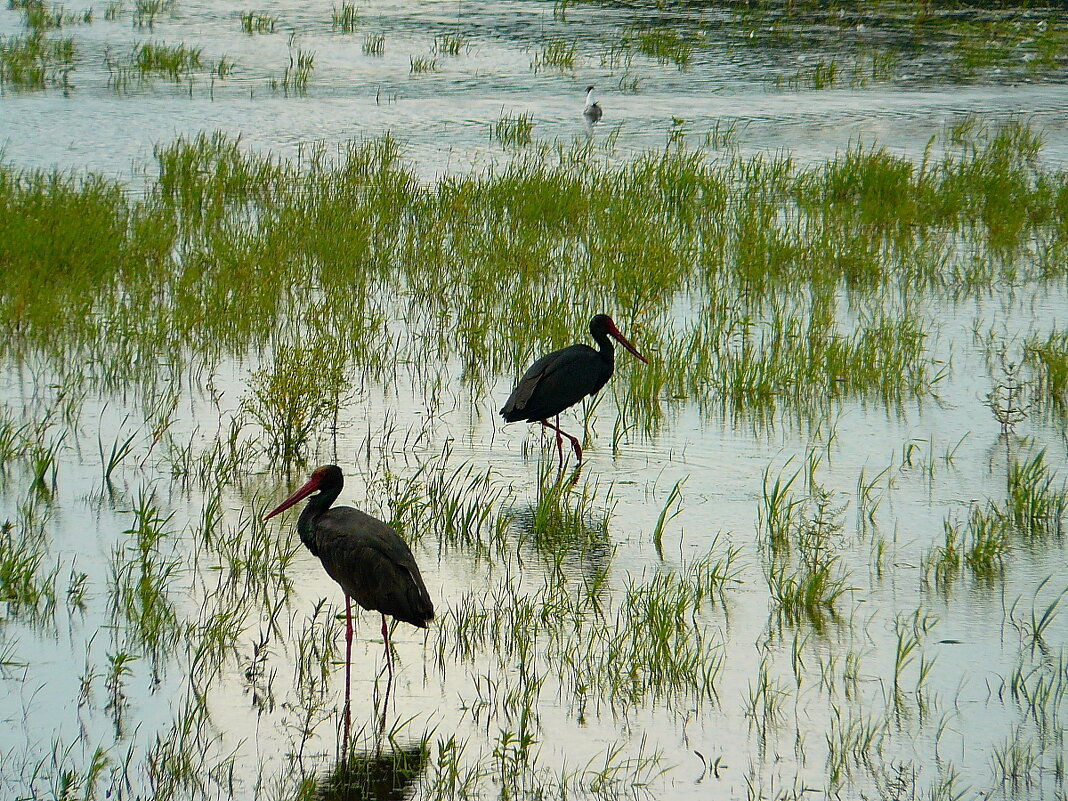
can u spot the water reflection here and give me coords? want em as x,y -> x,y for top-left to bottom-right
316,742 -> 427,801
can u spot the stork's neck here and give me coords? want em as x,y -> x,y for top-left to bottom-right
296,486 -> 340,555
585,88 -> 597,107
592,329 -> 615,364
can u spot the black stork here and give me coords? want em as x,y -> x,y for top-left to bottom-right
583,85 -> 603,124
500,314 -> 648,466
264,465 -> 434,746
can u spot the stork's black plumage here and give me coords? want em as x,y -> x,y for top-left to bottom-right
500,314 -> 647,464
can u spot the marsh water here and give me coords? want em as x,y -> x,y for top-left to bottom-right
3,1 -> 1068,800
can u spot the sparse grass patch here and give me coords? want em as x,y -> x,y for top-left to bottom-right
240,10 -> 277,34
494,112 -> 535,149
0,32 -> 74,89
759,465 -> 850,629
133,0 -> 174,28
531,38 -> 575,71
434,32 -> 465,56
331,2 -> 358,33
632,26 -> 691,68
271,34 -> 314,93
243,339 -> 352,466
134,41 -> 203,79
409,54 -> 438,73
362,32 -> 383,56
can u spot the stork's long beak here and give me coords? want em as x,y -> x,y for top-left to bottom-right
607,322 -> 649,364
264,473 -> 322,520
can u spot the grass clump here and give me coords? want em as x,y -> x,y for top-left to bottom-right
132,0 -> 174,28
0,33 -> 74,89
531,38 -> 576,71
1006,451 -> 1068,542
362,33 -> 384,56
1024,329 -> 1068,413
108,488 -> 182,656
17,0 -> 92,31
271,35 -> 314,94
494,112 -> 535,149
759,465 -> 850,630
633,27 -> 691,68
409,54 -> 438,73
331,2 -> 358,33
134,41 -> 203,79
0,516 -> 58,618
243,339 -> 352,466
434,32 -> 465,56
240,10 -> 277,34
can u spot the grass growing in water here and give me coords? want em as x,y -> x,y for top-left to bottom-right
494,112 -> 535,149
531,38 -> 575,71
331,2 -> 358,33
240,10 -> 277,34
0,33 -> 74,89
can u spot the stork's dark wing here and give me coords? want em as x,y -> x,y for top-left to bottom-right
315,507 -> 434,628
500,344 -> 602,422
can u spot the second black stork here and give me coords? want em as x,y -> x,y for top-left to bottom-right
500,314 -> 648,466
264,465 -> 434,746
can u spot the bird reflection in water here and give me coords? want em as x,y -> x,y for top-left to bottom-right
316,741 -> 428,801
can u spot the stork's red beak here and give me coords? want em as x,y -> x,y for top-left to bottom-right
607,321 -> 649,364
265,473 -> 323,520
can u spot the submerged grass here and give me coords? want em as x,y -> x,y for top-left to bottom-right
0,33 -> 74,90
5,107 -> 1068,800
6,119 -> 1068,435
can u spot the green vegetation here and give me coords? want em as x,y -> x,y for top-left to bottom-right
409,54 -> 438,73
434,32 -> 465,56
531,38 -> 576,71
494,111 -> 536,148
362,32 -> 384,56
240,10 -> 277,34
2,20 -> 1068,792
271,34 -> 314,93
0,32 -> 74,89
331,2 -> 358,33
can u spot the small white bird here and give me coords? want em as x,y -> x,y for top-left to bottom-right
583,85 -> 602,123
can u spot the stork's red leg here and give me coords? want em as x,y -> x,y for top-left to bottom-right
540,417 -> 583,464
343,596 -> 353,753
381,613 -> 394,679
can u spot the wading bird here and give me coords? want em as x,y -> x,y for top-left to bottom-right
264,465 -> 434,746
500,314 -> 648,466
583,85 -> 602,124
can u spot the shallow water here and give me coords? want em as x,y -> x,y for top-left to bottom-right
3,1 -> 1068,799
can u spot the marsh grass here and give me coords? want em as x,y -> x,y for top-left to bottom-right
760,466 -> 849,629
531,38 -> 575,72
272,34 -> 314,93
1024,329 -> 1068,413
108,488 -> 181,656
240,10 -> 277,34
135,41 -> 202,79
331,2 -> 358,33
434,32 -> 465,56
17,1 -> 92,31
0,32 -> 74,89
494,112 -> 535,149
4,116 -> 1068,799
409,55 -> 438,73
133,0 -> 175,28
244,339 -> 352,467
1007,451 -> 1068,542
362,33 -> 384,56
0,517 -> 58,617
631,26 -> 691,68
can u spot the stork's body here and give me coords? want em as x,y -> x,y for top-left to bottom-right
265,466 -> 433,747
500,314 -> 647,465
